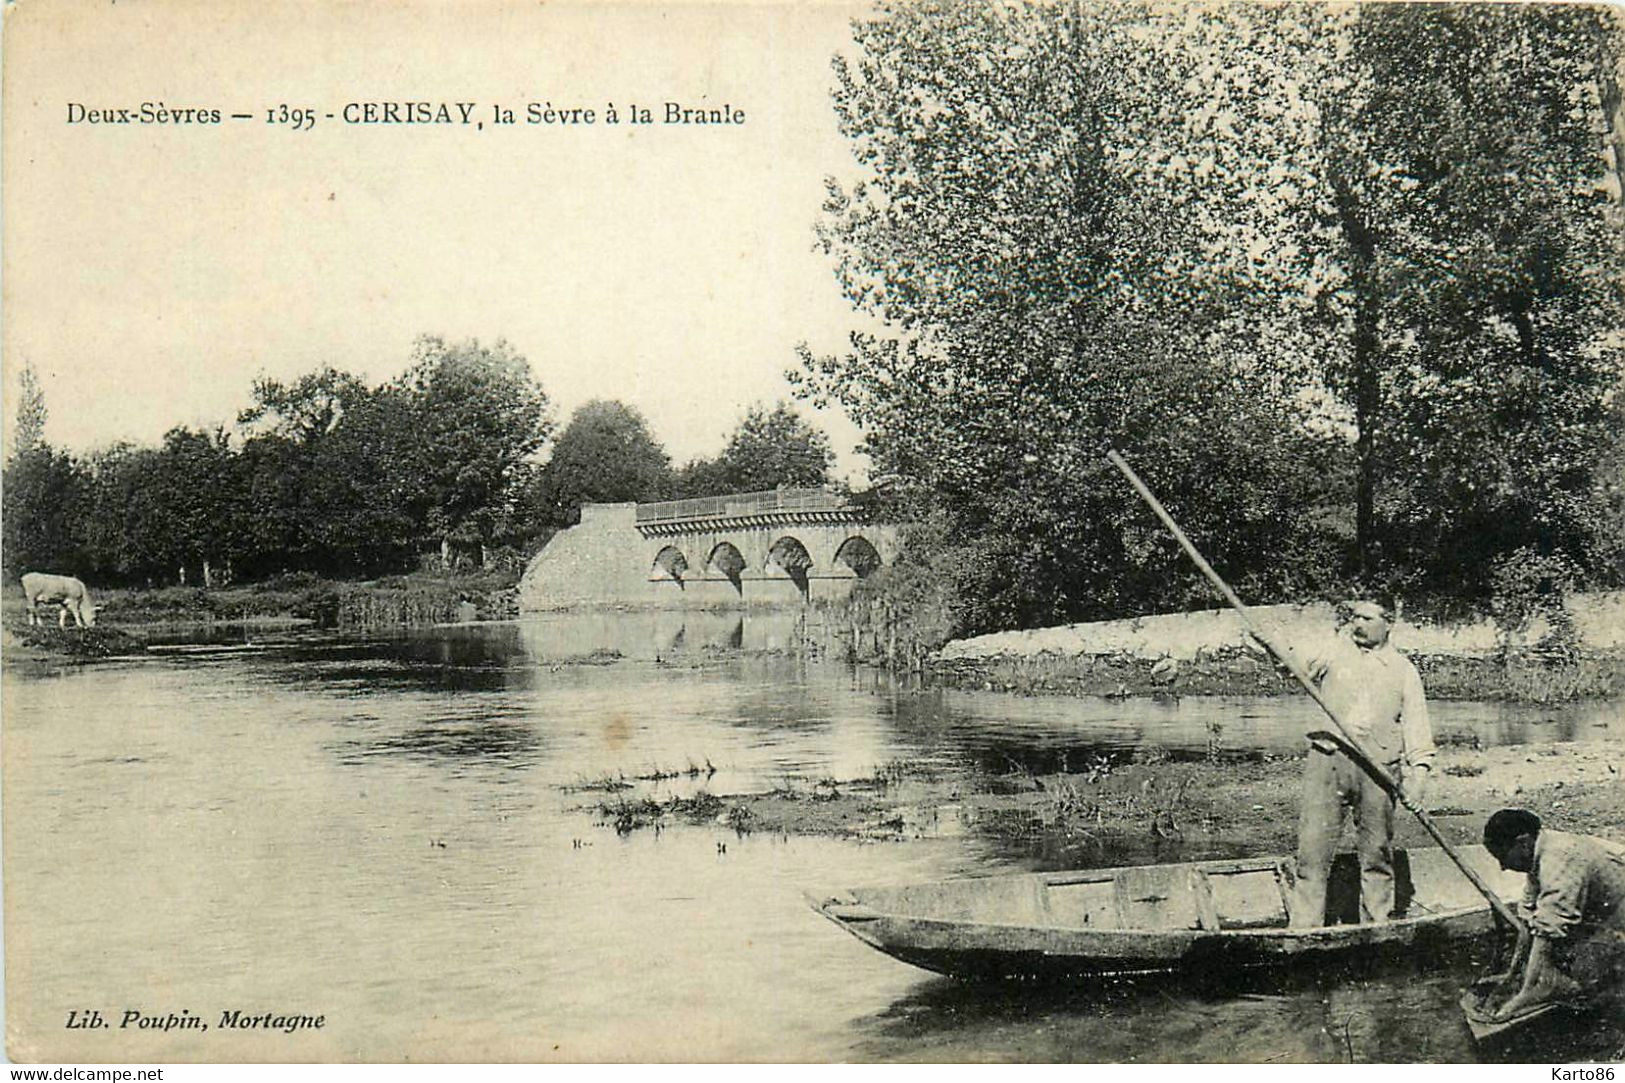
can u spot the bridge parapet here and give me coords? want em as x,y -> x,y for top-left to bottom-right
634,487 -> 865,536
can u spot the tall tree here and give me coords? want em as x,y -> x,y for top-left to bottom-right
10,360 -> 48,456
235,367 -> 375,573
3,363 -> 85,579
675,402 -> 835,497
803,0 -> 1624,631
534,400 -> 672,526
799,0 -> 1339,630
301,385 -> 425,574
1313,4 -> 1625,591
394,336 -> 553,564
82,443 -> 168,583
2,445 -> 84,580
108,427 -> 243,586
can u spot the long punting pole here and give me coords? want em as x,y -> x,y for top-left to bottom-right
1105,450 -> 1522,931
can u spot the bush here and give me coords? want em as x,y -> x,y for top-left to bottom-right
836,512 -> 964,667
1488,547 -> 1582,657
253,571 -> 325,593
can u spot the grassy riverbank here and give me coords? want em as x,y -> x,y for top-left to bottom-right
2,569 -> 521,631
571,738 -> 1625,862
2,624 -> 147,672
0,569 -> 525,673
926,647 -> 1625,704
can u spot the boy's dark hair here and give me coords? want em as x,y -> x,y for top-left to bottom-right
1484,808 -> 1542,853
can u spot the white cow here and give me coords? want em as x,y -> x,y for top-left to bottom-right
21,572 -> 97,628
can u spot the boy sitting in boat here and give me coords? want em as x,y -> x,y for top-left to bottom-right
1482,809 -> 1625,1021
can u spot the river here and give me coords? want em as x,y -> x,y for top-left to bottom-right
4,612 -> 1621,1062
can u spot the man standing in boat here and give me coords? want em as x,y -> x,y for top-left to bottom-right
1288,597 -> 1435,927
1482,809 -> 1625,1021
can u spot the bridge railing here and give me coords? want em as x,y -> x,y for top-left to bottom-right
635,487 -> 854,525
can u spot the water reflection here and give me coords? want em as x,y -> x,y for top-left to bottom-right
850,939 -> 1611,1063
910,686 -> 1624,758
512,609 -> 812,660
137,615 -> 1623,757
336,717 -> 543,771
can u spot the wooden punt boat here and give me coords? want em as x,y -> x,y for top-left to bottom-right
811,846 -> 1527,980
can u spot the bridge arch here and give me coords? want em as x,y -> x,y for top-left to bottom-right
706,541 -> 747,593
833,535 -> 882,578
766,535 -> 813,573
651,545 -> 688,584
765,535 -> 814,601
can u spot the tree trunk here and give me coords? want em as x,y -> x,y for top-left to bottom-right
1593,15 -> 1625,206
1066,5 -> 1108,427
1332,156 -> 1382,579
1353,287 -> 1380,578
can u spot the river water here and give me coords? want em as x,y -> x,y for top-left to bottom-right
4,612 -> 1621,1063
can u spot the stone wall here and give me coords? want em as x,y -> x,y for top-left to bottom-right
517,504 -> 654,610
937,591 -> 1625,663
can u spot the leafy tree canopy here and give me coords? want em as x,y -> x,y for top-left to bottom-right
392,336 -> 554,548
799,0 -> 1625,632
10,361 -> 48,457
676,402 -> 835,497
535,399 -> 672,526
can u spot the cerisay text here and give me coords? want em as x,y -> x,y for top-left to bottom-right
343,101 -> 476,124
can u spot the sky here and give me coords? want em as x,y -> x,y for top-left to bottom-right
3,0 -> 875,479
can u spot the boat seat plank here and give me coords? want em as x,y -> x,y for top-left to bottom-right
886,876 -> 1053,924
1204,865 -> 1290,929
1044,878 -> 1117,928
1188,868 -> 1222,931
1113,865 -> 1204,930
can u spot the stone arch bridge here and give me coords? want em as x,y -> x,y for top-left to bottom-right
518,488 -> 901,610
